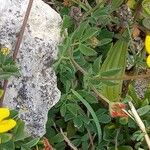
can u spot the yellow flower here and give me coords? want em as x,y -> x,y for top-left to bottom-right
0,108 -> 10,122
145,35 -> 150,54
0,108 -> 16,133
0,119 -> 16,133
1,47 -> 10,56
146,55 -> 150,67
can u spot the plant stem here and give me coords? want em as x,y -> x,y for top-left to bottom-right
68,48 -> 87,75
68,47 -> 110,105
91,85 -> 110,104
115,129 -> 120,150
93,72 -> 150,81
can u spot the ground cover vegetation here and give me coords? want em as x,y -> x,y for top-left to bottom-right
0,0 -> 150,150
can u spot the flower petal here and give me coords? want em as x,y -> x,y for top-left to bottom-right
145,35 -> 150,54
110,102 -> 128,118
146,55 -> 150,68
0,108 -> 10,122
0,119 -> 16,133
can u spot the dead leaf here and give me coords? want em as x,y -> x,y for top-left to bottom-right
132,25 -> 140,38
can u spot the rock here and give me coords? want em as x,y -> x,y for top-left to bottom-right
0,0 -> 61,137
134,70 -> 149,99
134,79 -> 148,99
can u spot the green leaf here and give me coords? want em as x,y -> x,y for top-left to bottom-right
21,145 -> 31,150
9,110 -> 18,119
72,21 -> 89,40
136,132 -> 145,141
66,122 -> 76,137
98,38 -> 112,46
2,65 -> 18,73
100,39 -> 128,102
72,139 -> 81,147
127,0 -> 136,9
93,56 -> 102,73
62,15 -> 72,30
141,99 -> 149,107
67,103 -> 79,116
50,133 -> 64,144
60,104 -> 67,117
101,80 -> 119,86
78,90 -> 98,104
128,85 -> 141,106
103,125 -> 117,141
92,6 -> 110,18
108,146 -> 133,150
96,108 -> 107,115
119,117 -> 128,125
99,29 -> 114,39
55,142 -> 66,150
64,113 -> 74,122
0,73 -> 16,80
12,120 -> 28,141
79,114 -> 90,124
143,17 -> 150,30
142,0 -> 150,15
111,0 -> 124,12
98,114 -> 111,124
137,105 -> 150,116
71,90 -> 102,143
21,146 -> 31,150
23,138 -> 40,148
81,27 -> 98,42
73,116 -> 83,129
101,68 -> 121,77
79,44 -> 97,56
0,140 -> 14,150
0,133 -> 12,144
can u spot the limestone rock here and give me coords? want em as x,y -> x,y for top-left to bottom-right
0,0 -> 61,137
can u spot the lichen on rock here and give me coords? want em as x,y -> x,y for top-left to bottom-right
0,0 -> 61,137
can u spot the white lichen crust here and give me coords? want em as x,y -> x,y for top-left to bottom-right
0,0 -> 61,137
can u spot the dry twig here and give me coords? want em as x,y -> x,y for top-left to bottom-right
60,128 -> 78,150
0,0 -> 34,106
128,102 -> 150,150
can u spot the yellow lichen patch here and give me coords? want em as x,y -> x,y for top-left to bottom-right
0,108 -> 10,122
145,35 -> 150,54
1,47 -> 10,56
0,119 -> 16,133
146,55 -> 150,67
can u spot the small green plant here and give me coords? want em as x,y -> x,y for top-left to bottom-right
46,0 -> 150,149
0,47 -> 19,80
0,108 -> 40,150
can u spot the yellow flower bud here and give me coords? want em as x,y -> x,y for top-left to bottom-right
145,35 -> 150,54
0,108 -> 10,122
0,119 -> 16,133
1,47 -> 10,56
90,37 -> 99,48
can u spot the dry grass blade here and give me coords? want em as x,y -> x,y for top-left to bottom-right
60,128 -> 78,150
128,102 -> 150,150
